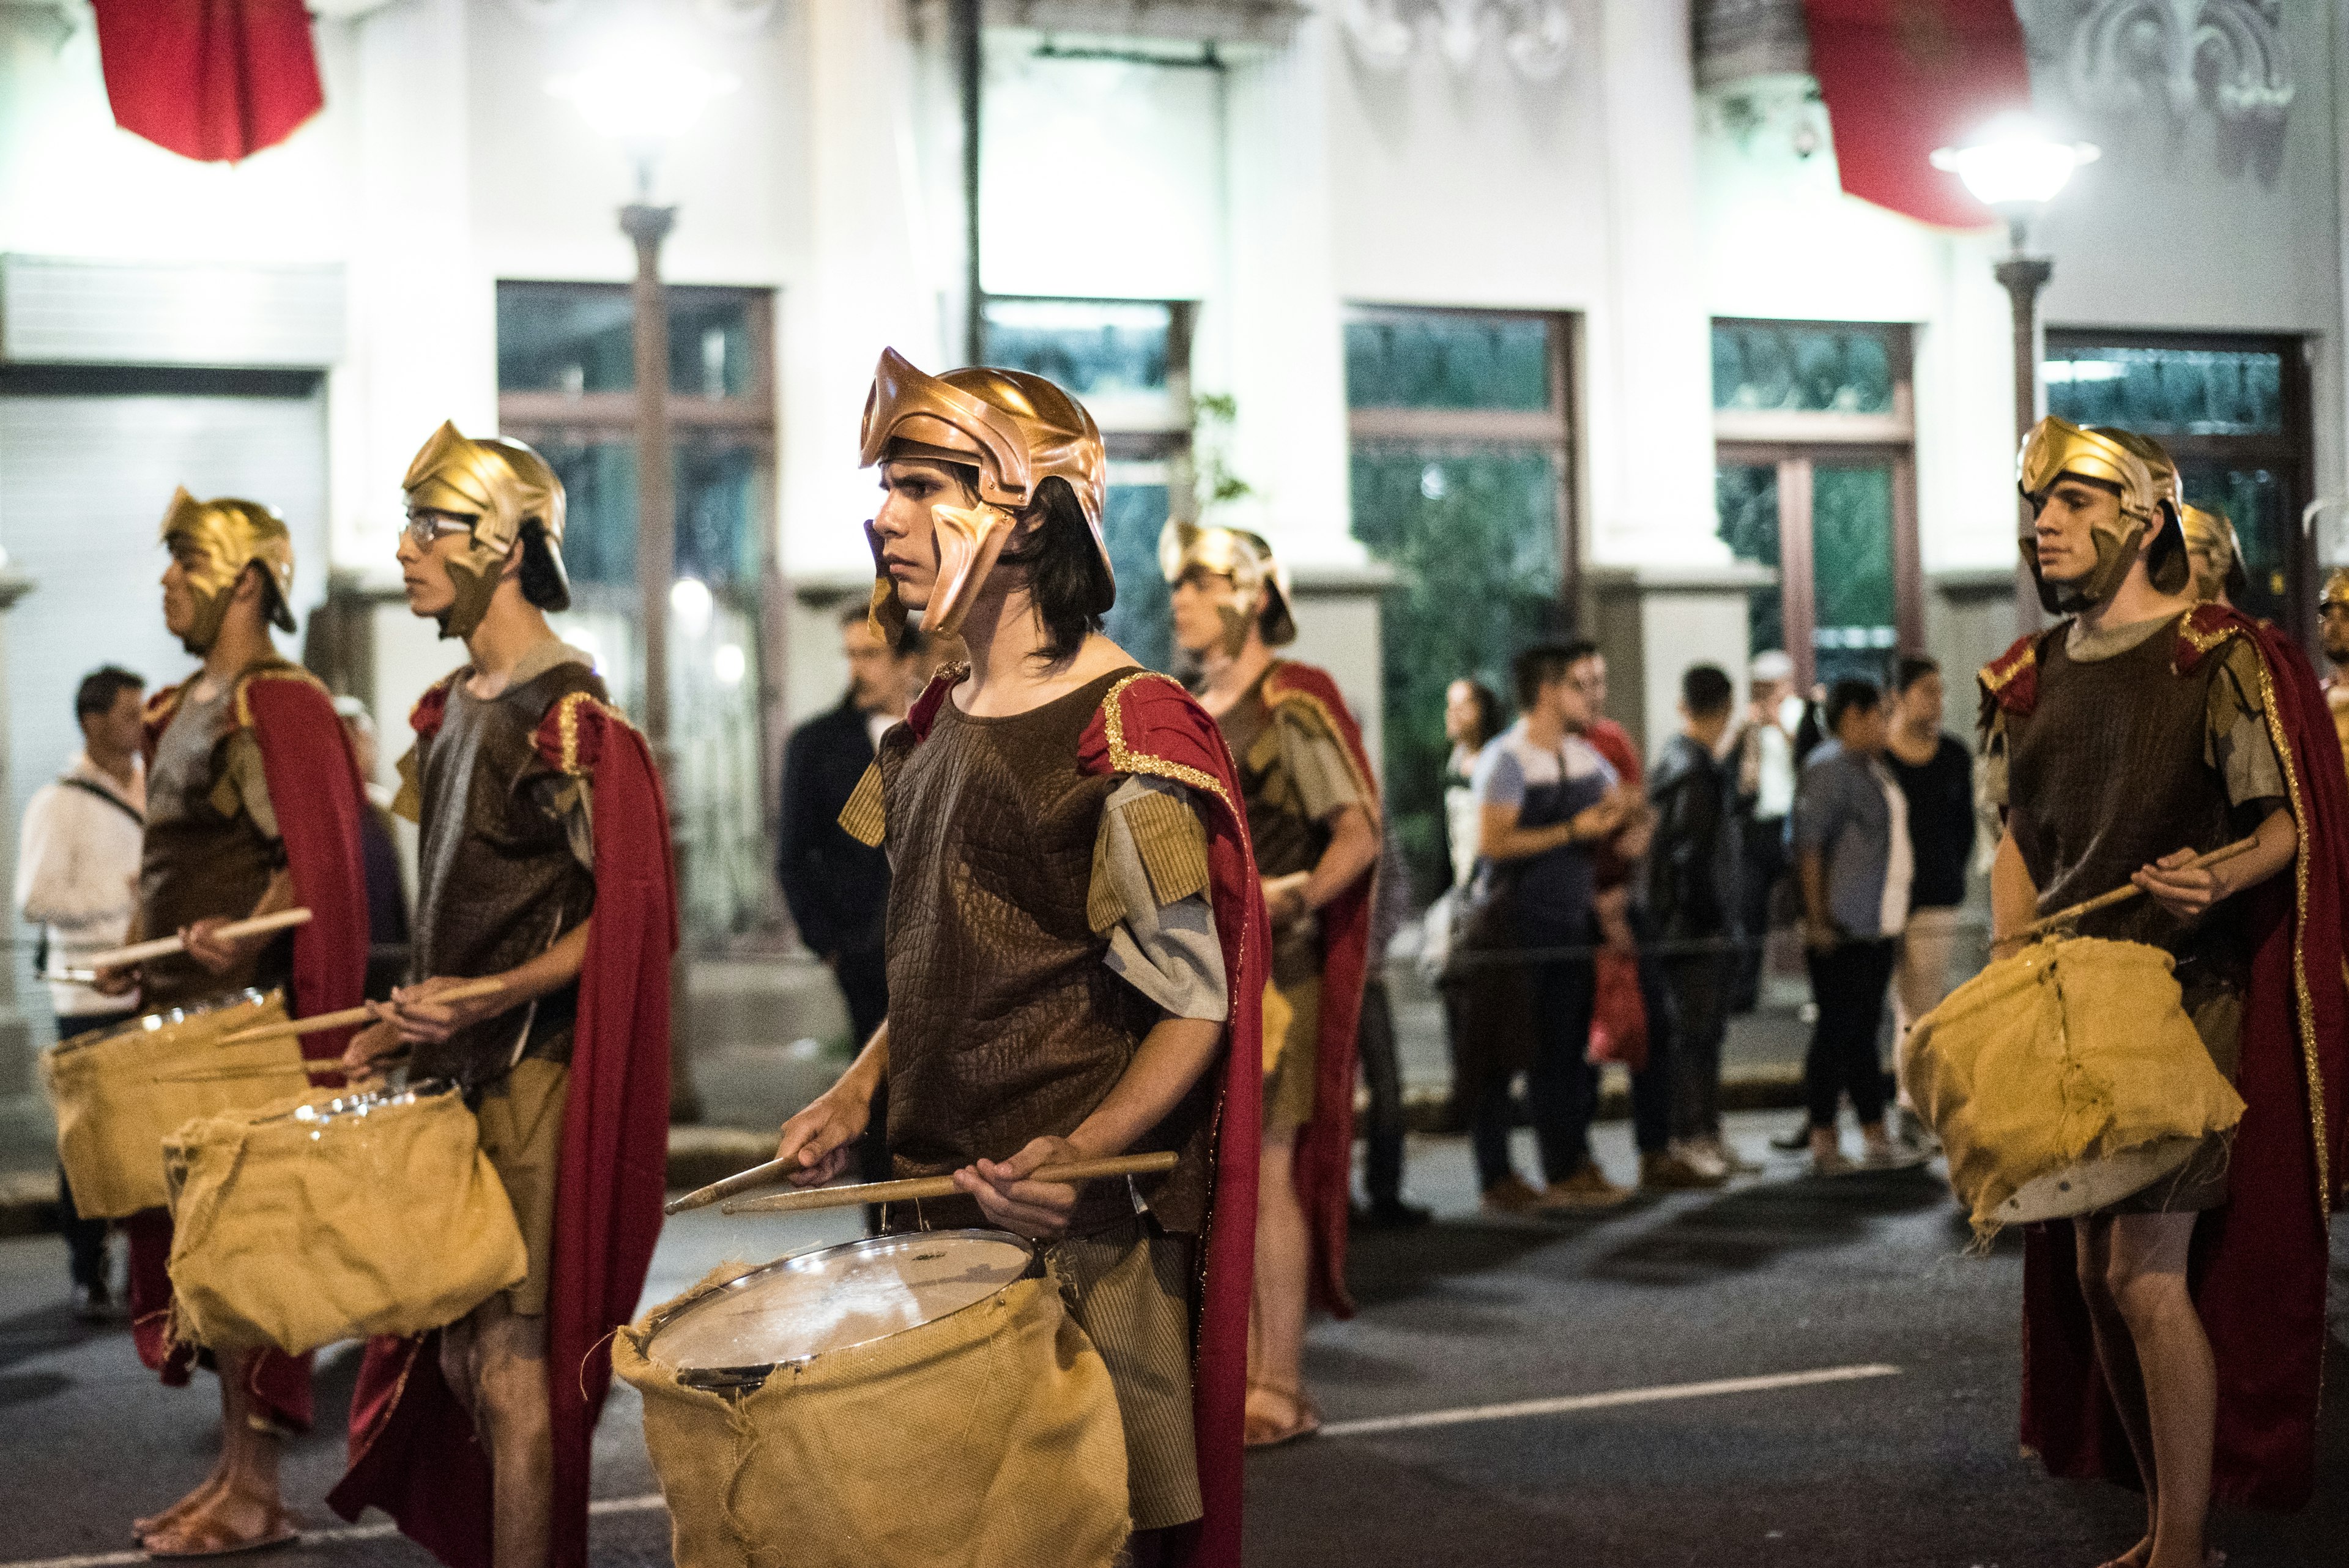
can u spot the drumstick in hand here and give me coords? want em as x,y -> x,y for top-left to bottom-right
83,907 -> 313,972
215,976 -> 507,1046
718,1151 -> 1181,1216
2013,834 -> 2258,943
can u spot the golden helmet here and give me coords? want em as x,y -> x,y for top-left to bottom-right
856,349 -> 1110,641
1159,518 -> 1297,653
159,489 -> 296,655
2015,417 -> 2186,614
401,422 -> 570,640
2179,503 -> 2246,604
2320,567 -> 2349,612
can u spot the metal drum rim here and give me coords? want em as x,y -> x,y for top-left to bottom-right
262,1077 -> 461,1128
46,987 -> 278,1057
645,1227 -> 1037,1389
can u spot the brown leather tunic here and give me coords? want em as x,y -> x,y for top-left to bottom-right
1219,666 -> 1331,987
409,659 -> 602,1092
2006,619 -> 2240,962
877,667 -> 1214,1235
138,670 -> 293,1011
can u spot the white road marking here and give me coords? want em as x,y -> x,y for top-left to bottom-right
1318,1362 -> 1902,1438
0,1498 -> 668,1568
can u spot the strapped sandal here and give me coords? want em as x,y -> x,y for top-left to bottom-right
141,1506 -> 299,1560
1243,1381 -> 1323,1449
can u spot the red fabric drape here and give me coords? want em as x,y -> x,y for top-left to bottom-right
90,0 -> 323,164
1991,607 -> 2348,1510
1259,661 -> 1376,1320
329,696 -> 677,1568
1800,0 -> 2035,229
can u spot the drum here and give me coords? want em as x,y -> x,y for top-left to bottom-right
615,1231 -> 1130,1568
40,989 -> 308,1219
1900,934 -> 2246,1238
163,1082 -> 527,1356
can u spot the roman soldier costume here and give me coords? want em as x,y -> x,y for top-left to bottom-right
841,350 -> 1263,1565
329,425 -> 678,1568
2318,568 -> 2349,778
1980,417 -> 2349,1509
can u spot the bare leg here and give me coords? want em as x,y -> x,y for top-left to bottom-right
2106,1213 -> 2213,1568
1245,1129 -> 1315,1444
141,1351 -> 294,1553
444,1296 -> 554,1568
2076,1217 -> 2160,1568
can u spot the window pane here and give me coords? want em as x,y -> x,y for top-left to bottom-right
1810,462 -> 1898,689
2045,346 -> 2284,437
982,299 -> 1172,400
1715,463 -> 1784,661
1351,445 -> 1561,892
497,283 -> 759,398
1345,313 -> 1553,411
532,437 -> 760,590
1099,483 -> 1174,674
2180,463 -> 2288,627
1710,322 -> 1894,414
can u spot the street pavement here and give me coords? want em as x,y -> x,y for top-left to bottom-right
2,1111 -> 2342,1567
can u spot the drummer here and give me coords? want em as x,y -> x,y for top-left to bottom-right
773,351 -> 1266,1568
92,492 -> 370,1558
1981,418 -> 2348,1566
334,424 -> 676,1568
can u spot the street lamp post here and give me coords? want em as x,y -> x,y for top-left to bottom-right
1931,125 -> 2099,635
552,34 -> 733,1124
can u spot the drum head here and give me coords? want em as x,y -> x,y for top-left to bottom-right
647,1230 -> 1034,1386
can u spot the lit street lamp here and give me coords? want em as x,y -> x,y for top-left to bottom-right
1932,122 -> 2099,633
551,29 -> 735,1122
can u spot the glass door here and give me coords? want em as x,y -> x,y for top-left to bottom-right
1715,447 -> 1917,691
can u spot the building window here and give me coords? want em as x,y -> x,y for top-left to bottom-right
1711,319 -> 1920,692
495,280 -> 777,943
981,295 -> 1193,672
2045,331 -> 2310,634
1345,306 -> 1576,894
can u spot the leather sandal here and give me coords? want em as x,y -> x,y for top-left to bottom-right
1243,1382 -> 1323,1449
141,1505 -> 299,1559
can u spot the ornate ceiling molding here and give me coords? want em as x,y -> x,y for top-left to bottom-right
1337,0 -> 1575,83
2066,0 -> 2291,126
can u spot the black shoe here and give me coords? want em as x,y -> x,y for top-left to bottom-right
1354,1200 -> 1434,1231
70,1281 -> 113,1325
1770,1124 -> 1811,1153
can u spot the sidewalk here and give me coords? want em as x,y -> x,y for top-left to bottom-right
0,946 -> 1866,1233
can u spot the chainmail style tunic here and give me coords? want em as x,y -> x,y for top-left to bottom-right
408,655 -> 601,1092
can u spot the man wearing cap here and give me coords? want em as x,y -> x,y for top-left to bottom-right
330,425 -> 677,1568
770,352 -> 1265,1567
1163,518 -> 1381,1447
97,492 -> 369,1557
2315,569 -> 2349,780
1980,417 -> 2348,1567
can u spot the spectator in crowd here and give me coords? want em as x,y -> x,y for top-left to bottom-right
777,605 -> 927,1190
1791,678 -> 1915,1174
1729,650 -> 1803,1011
1646,663 -> 1753,1180
1561,642 -> 1721,1191
332,696 -> 410,1000
1354,828 -> 1429,1228
1467,644 -> 1634,1212
1442,678 -> 1504,892
16,665 -> 147,1320
1881,655 -> 1975,1149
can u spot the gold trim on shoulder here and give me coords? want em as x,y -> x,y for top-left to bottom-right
1098,671 -> 1239,816
1263,672 -> 1379,804
543,689 -> 633,777
838,760 -> 886,849
229,659 -> 328,732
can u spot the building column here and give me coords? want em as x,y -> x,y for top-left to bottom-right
0,567 -> 36,1092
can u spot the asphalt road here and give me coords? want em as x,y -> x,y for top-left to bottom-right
2,1113 -> 2343,1568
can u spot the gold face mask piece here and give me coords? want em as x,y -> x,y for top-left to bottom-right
1159,519 -> 1296,655
159,489 -> 297,655
2016,417 -> 2186,614
856,349 -> 1110,644
401,422 -> 570,640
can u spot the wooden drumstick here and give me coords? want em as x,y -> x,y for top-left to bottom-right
2011,834 -> 2259,945
718,1150 -> 1181,1217
84,907 -> 314,972
215,976 -> 507,1045
666,1150 -> 812,1215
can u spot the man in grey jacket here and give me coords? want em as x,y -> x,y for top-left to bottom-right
1791,678 -> 1914,1173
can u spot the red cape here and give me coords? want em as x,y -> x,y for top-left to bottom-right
1984,606 -> 2348,1509
124,662 -> 369,1427
1260,660 -> 1378,1318
895,666 -> 1263,1568
90,0 -> 323,164
328,688 -> 678,1568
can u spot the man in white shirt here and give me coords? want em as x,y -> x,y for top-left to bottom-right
15,665 -> 147,1319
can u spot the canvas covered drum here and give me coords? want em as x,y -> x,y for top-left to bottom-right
40,989 -> 308,1219
615,1230 -> 1130,1568
1901,934 -> 2246,1238
163,1081 -> 527,1354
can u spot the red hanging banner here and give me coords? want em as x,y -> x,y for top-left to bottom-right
1800,0 -> 2035,229
90,0 -> 324,164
